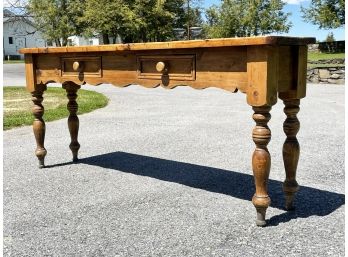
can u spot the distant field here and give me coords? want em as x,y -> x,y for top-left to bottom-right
308,52 -> 345,61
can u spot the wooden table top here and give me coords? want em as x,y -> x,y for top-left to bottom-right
19,36 -> 315,54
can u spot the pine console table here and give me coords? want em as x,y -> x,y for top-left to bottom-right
20,36 -> 315,226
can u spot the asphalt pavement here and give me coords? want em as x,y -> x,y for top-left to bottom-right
3,63 -> 345,256
3,63 -> 25,86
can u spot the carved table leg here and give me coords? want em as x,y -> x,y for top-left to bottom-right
252,106 -> 272,226
282,99 -> 300,210
63,83 -> 81,162
31,85 -> 47,168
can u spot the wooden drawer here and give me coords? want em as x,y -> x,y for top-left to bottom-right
61,56 -> 102,77
137,55 -> 195,81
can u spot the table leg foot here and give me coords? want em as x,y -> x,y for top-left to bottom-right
32,85 -> 47,168
36,149 -> 46,169
282,99 -> 300,211
63,82 -> 81,162
251,106 -> 272,226
255,207 -> 267,227
284,189 -> 297,211
253,195 -> 270,226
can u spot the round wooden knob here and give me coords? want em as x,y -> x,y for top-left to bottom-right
156,61 -> 167,73
73,61 -> 82,71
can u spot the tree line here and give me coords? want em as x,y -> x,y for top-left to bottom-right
26,0 -> 205,46
6,0 -> 345,46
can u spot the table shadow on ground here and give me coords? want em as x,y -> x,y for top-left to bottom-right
51,151 -> 345,226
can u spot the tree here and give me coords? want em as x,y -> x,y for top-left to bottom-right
301,0 -> 344,29
81,0 -> 173,43
131,0 -> 176,42
79,0 -> 140,44
4,0 -> 38,36
205,0 -> 291,38
25,0 -> 204,44
326,32 -> 335,42
27,0 -> 84,46
79,0 -> 203,43
4,0 -> 28,18
166,0 -> 203,29
184,0 -> 204,39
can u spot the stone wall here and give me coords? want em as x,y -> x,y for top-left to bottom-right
308,58 -> 345,66
307,67 -> 345,84
306,58 -> 345,84
306,45 -> 345,84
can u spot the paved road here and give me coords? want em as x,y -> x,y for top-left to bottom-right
3,63 -> 25,86
3,63 -> 345,256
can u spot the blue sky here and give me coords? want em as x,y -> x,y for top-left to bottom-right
202,0 -> 345,41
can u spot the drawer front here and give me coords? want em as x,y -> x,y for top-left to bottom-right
137,55 -> 195,81
61,56 -> 102,77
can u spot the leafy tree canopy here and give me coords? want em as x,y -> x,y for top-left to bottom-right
27,0 -> 83,46
301,0 -> 345,29
326,31 -> 335,42
205,0 -> 291,38
80,0 -> 203,43
26,0 -> 204,45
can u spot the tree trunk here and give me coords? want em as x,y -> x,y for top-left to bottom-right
55,39 -> 61,47
62,37 -> 68,46
102,33 -> 110,44
142,31 -> 147,42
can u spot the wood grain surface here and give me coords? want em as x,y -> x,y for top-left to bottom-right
19,36 -> 315,54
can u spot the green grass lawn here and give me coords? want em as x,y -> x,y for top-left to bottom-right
3,60 -> 25,64
308,52 -> 345,61
307,63 -> 345,68
4,86 -> 108,130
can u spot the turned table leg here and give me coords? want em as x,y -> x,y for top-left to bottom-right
282,99 -> 300,210
31,85 -> 47,168
251,106 -> 272,226
63,83 -> 81,162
